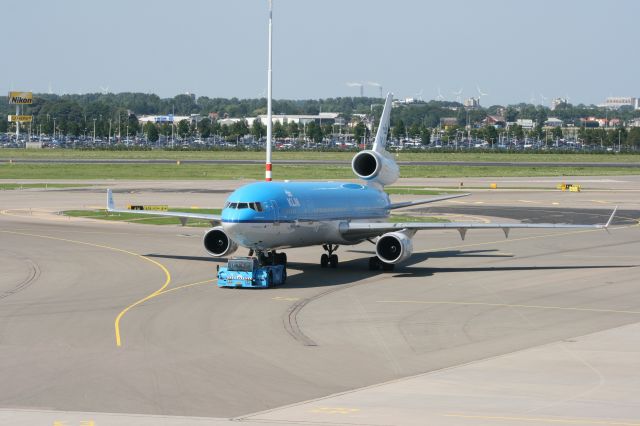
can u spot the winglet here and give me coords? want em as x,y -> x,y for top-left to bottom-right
604,206 -> 617,229
107,189 -> 115,211
372,93 -> 393,153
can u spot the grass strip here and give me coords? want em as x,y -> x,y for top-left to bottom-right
3,163 -> 639,180
64,208 -> 222,227
0,183 -> 86,190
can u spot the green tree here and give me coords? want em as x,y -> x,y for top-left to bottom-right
483,125 -> 498,144
251,119 -> 265,140
627,127 -> 640,148
231,119 -> 249,137
273,121 -> 287,139
177,119 -> 190,138
127,114 -> 140,135
353,122 -> 366,143
408,123 -> 421,138
420,126 -> 431,145
393,119 -> 406,138
305,121 -> 323,143
198,118 -> 212,138
288,122 -> 300,138
145,122 -> 159,142
552,126 -> 563,140
510,124 -> 524,140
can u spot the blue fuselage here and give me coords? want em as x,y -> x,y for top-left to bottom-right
221,181 -> 390,250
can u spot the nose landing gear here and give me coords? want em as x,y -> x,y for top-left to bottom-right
321,244 -> 339,268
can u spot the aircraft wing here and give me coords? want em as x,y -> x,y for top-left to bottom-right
340,207 -> 617,240
106,189 -> 221,226
386,193 -> 470,210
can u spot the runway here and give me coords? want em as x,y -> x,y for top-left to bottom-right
1,177 -> 639,425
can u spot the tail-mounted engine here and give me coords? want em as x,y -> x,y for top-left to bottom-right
203,226 -> 238,257
376,231 -> 413,264
351,150 -> 399,187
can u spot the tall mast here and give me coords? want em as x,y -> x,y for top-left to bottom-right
265,0 -> 273,181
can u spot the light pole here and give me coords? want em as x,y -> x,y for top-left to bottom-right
93,118 -> 97,144
618,129 -> 621,153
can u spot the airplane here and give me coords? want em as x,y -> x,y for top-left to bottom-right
107,93 -> 617,272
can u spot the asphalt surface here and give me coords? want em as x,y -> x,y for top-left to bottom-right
1,178 -> 639,425
3,157 -> 640,167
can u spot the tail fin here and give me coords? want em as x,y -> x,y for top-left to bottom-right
372,93 -> 393,153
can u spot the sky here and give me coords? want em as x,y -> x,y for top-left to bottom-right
2,0 -> 638,106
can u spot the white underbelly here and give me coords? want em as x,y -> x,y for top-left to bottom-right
225,220 -> 352,250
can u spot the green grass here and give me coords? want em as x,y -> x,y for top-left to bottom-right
0,183 -> 86,190
64,208 -> 222,227
389,214 -> 449,223
1,149 -> 639,163
2,163 -> 639,180
385,187 -> 458,195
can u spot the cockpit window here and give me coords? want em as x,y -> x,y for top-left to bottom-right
248,202 -> 263,212
225,201 -> 262,210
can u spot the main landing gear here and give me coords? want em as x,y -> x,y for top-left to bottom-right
320,244 -> 339,268
368,256 -> 394,272
256,250 -> 287,267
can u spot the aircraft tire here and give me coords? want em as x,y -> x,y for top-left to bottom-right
368,256 -> 380,271
320,253 -> 329,268
382,262 -> 395,272
329,254 -> 338,268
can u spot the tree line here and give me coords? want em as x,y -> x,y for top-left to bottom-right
2,92 -> 640,147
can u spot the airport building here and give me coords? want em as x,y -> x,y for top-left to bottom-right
599,97 -> 639,110
550,97 -> 568,110
256,112 -> 340,126
138,114 -> 200,125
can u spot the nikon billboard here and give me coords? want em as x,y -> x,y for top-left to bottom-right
8,91 -> 33,105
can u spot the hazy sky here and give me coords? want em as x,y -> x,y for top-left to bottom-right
2,0 -> 638,105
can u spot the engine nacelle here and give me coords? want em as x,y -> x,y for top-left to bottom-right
203,226 -> 238,257
351,150 -> 399,187
376,231 -> 413,264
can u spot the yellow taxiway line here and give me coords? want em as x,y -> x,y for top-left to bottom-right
0,229 -> 171,347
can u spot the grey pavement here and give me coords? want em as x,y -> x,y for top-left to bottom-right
0,178 -> 639,425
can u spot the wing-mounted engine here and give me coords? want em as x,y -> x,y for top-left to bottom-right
203,226 -> 238,257
375,231 -> 413,264
352,149 -> 399,187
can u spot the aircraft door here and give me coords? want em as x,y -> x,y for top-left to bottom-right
268,199 -> 280,225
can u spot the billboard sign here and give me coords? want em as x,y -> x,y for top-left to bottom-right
7,115 -> 33,122
8,92 -> 33,105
